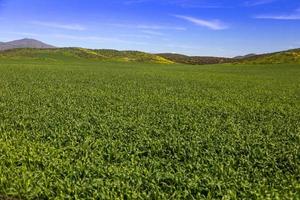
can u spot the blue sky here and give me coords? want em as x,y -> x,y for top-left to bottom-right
0,0 -> 299,57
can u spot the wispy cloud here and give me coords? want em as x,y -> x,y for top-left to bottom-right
31,21 -> 86,31
171,0 -> 226,8
138,24 -> 186,31
141,30 -> 165,36
124,0 -> 149,5
173,15 -> 228,30
165,44 -> 204,51
124,0 -> 225,8
255,8 -> 300,20
108,23 -> 186,31
53,34 -> 148,45
120,34 -> 152,39
3,31 -> 39,37
255,14 -> 300,20
244,0 -> 276,7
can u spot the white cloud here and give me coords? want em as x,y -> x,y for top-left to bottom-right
165,44 -> 204,51
124,0 -> 225,8
53,34 -> 148,45
108,23 -> 186,31
124,0 -> 149,4
255,14 -> 300,20
245,0 -> 276,6
138,24 -> 186,31
141,30 -> 165,36
4,31 -> 39,37
120,34 -> 152,39
255,8 -> 300,20
31,21 -> 86,31
173,15 -> 228,30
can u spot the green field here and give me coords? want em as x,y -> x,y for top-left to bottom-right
0,59 -> 299,199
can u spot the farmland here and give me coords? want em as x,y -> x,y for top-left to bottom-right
0,59 -> 299,199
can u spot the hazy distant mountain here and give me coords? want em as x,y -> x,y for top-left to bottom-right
234,54 -> 257,59
0,38 -> 55,51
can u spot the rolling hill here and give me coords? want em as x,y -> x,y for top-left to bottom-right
0,48 -> 174,64
1,38 -> 300,65
158,49 -> 300,65
238,49 -> 300,64
157,53 -> 235,65
0,39 -> 174,64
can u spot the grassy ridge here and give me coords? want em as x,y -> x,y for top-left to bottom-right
0,48 -> 174,64
239,49 -> 300,64
157,53 -> 234,65
0,60 -> 299,199
2,47 -> 300,65
158,49 -> 300,65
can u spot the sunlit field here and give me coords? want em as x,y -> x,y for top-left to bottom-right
0,60 -> 299,199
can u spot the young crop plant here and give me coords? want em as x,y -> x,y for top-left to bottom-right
0,60 -> 299,199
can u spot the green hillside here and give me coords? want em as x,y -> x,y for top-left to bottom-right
157,53 -> 234,65
158,48 -> 300,65
239,49 -> 300,64
1,47 -> 300,65
0,48 -> 174,64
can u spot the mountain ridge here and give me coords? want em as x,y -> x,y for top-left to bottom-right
233,54 -> 257,60
0,38 -> 55,51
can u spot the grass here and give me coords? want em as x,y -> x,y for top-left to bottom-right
0,59 -> 299,199
240,49 -> 300,64
0,48 -> 174,64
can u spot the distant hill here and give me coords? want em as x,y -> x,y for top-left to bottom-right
234,54 -> 257,59
0,48 -> 174,64
0,38 -> 55,51
157,53 -> 235,65
1,38 -> 300,65
238,49 -> 300,64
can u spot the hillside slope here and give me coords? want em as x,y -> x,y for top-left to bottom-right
0,48 -> 174,64
2,38 -> 300,65
239,49 -> 300,64
157,53 -> 235,65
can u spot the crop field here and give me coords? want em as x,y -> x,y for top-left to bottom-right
0,60 -> 299,199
